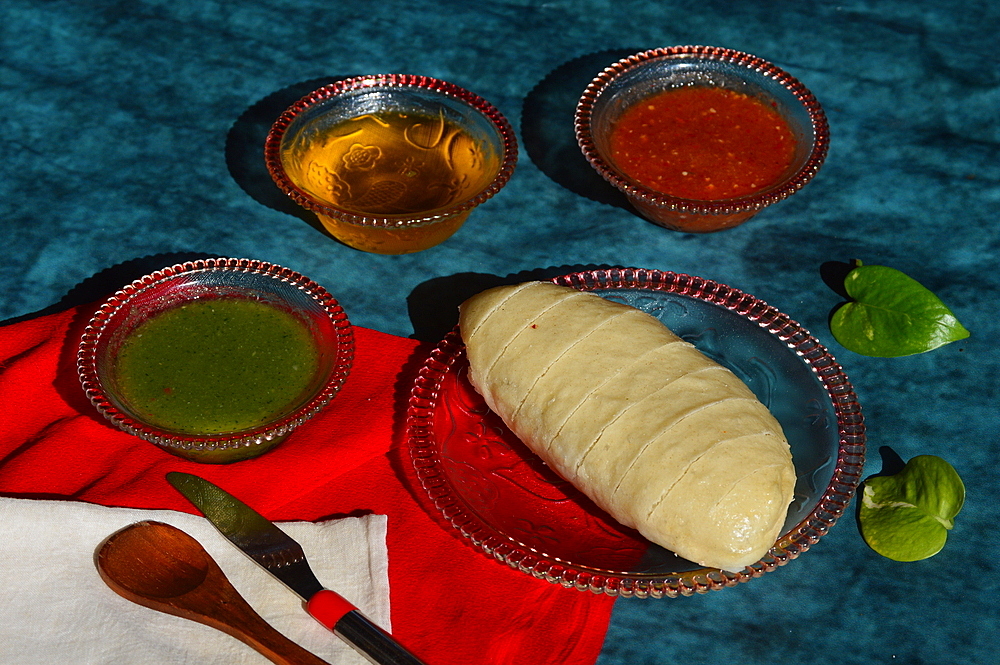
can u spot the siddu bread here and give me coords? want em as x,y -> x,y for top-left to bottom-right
458,281 -> 795,572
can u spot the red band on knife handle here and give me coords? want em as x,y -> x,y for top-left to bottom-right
307,589 -> 357,630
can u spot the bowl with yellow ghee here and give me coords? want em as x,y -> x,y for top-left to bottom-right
265,74 -> 518,254
77,258 -> 354,463
575,46 -> 829,233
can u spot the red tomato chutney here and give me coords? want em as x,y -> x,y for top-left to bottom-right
608,86 -> 796,201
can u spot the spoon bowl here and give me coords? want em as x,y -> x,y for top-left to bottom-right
97,520 -> 329,665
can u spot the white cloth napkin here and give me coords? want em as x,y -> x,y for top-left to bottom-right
0,497 -> 389,665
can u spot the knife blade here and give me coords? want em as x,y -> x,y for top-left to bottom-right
166,472 -> 429,665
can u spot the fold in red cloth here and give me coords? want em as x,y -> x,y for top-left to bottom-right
0,305 -> 616,665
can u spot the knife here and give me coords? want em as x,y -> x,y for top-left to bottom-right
166,472 -> 429,665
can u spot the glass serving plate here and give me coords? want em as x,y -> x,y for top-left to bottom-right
407,268 -> 865,597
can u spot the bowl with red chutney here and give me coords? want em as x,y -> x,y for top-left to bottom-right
575,46 -> 829,232
78,258 -> 354,463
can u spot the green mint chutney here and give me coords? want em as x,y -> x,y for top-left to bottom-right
114,298 -> 321,435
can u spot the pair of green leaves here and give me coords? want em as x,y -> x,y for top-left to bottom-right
830,262 -> 969,357
858,455 -> 965,562
829,264 -> 968,561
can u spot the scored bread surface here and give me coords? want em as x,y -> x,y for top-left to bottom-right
514,309 -> 690,457
458,281 -> 795,572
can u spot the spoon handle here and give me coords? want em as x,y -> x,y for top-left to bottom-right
199,583 -> 331,665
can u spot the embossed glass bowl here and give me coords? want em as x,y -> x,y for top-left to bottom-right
266,75 -> 518,255
78,258 -> 354,463
407,268 -> 864,597
575,46 -> 829,233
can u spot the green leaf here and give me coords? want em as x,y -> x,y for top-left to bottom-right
830,264 -> 970,357
858,455 -> 965,562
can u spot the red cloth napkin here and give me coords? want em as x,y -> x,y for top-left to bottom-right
0,304 -> 616,665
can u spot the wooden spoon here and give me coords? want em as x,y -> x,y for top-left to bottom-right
97,520 -> 330,665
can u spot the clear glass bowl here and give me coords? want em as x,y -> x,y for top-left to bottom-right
77,258 -> 354,463
406,268 -> 865,597
575,46 -> 830,233
266,74 -> 518,254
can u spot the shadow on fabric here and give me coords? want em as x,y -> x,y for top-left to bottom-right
405,264 -> 624,343
520,49 -> 638,211
224,76 -> 356,238
0,253 -> 214,326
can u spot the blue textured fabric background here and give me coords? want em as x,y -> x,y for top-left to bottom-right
2,1 -> 997,663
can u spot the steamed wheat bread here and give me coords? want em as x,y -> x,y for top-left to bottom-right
458,281 -> 795,572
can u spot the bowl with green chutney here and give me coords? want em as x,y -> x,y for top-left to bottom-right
77,258 -> 354,463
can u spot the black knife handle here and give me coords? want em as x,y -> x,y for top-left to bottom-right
334,610 -> 430,665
